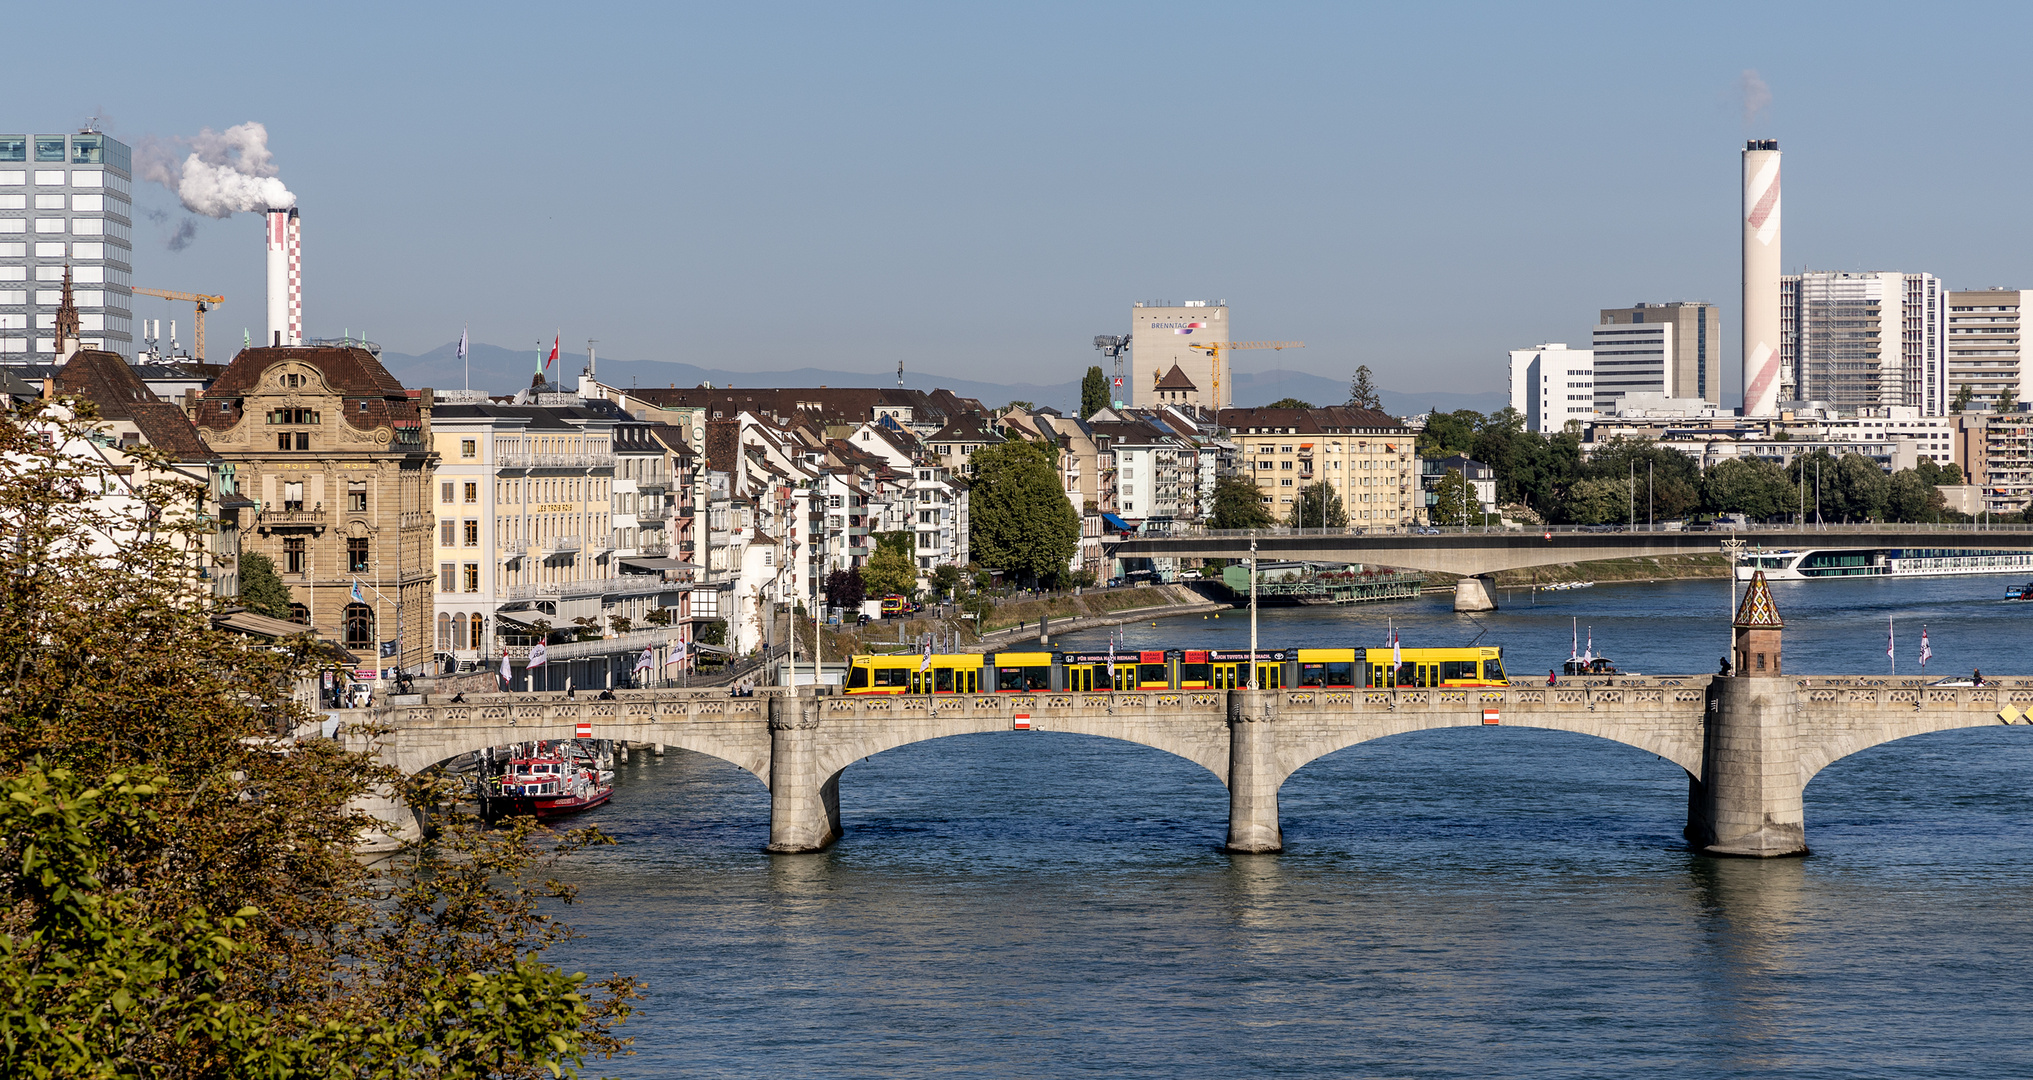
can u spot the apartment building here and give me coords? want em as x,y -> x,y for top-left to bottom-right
1508,343 -> 1595,433
1781,271 -> 1948,413
1217,405 -> 1420,525
1596,302 -> 1721,404
1946,288 -> 2028,411
1956,410 -> 2033,514
191,344 -> 436,675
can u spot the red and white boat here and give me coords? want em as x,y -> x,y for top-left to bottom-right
485,743 -> 613,820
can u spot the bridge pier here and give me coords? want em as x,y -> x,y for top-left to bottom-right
766,693 -> 842,853
1225,689 -> 1283,853
1687,676 -> 1808,858
1452,575 -> 1498,612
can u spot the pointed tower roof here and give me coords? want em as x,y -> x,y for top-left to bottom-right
1155,363 -> 1197,390
1734,569 -> 1783,628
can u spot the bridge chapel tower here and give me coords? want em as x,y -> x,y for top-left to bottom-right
1732,570 -> 1783,675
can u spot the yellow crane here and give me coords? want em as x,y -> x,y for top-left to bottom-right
1180,339 -> 1305,410
132,288 -> 225,361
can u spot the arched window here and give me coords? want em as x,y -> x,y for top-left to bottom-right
288,603 -> 310,625
470,613 -> 485,652
452,613 -> 468,651
437,612 -> 451,651
344,603 -> 373,649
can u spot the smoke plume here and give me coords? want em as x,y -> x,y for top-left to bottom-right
1739,69 -> 1772,129
136,121 -> 295,219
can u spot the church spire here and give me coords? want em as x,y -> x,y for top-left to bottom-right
53,266 -> 82,364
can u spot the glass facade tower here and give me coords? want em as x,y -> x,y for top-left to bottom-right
0,129 -> 134,361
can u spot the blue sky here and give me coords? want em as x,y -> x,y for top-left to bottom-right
29,1 -> 2033,401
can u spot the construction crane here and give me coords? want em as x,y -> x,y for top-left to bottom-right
1180,340 -> 1305,411
133,288 -> 224,361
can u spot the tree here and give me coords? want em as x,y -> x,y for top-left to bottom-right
1701,457 -> 1792,521
1564,476 -> 1633,526
1265,397 -> 1313,410
824,567 -> 866,610
1888,468 -> 1947,522
1285,482 -> 1348,529
968,440 -> 1080,585
929,562 -> 964,601
1425,469 -> 1476,526
1210,476 -> 1274,530
2002,387 -> 2019,413
237,549 -> 292,618
0,398 -> 638,1077
1348,365 -> 1382,410
1831,453 -> 1890,522
696,617 -> 727,646
1953,383 -> 1975,412
862,531 -> 918,598
1417,409 -> 1482,459
1080,365 -> 1110,419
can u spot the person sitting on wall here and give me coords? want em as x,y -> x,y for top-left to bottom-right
1974,669 -> 1985,686
450,692 -> 466,704
597,688 -> 616,700
1547,669 -> 1557,686
1718,657 -> 1733,677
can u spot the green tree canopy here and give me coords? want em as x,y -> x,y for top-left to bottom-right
1285,482 -> 1348,530
1080,365 -> 1110,419
0,398 -> 638,1078
1425,469 -> 1476,526
968,440 -> 1080,584
1416,409 -> 1483,459
1952,383 -> 1974,412
1700,457 -> 1793,521
1210,476 -> 1274,530
1348,365 -> 1382,410
1265,397 -> 1313,410
862,531 -> 918,597
1887,468 -> 1948,522
1564,475 -> 1633,526
237,549 -> 293,619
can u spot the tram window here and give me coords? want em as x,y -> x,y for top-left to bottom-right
911,670 -> 924,694
1395,662 -> 1416,686
847,666 -> 870,689
1179,662 -> 1211,684
1259,665 -> 1282,689
1441,660 -> 1477,682
1069,667 -> 1092,691
1299,663 -> 1326,687
1024,666 -> 1050,691
876,668 -> 908,688
1324,661 -> 1355,685
1484,658 -> 1505,682
998,668 -> 1026,692
1137,663 -> 1168,686
965,670 -> 979,693
935,668 -> 955,693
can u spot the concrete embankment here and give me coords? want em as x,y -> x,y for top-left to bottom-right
1426,553 -> 1730,591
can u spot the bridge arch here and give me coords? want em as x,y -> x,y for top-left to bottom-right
366,700 -> 773,787
1798,712 -> 2020,786
811,713 -> 1230,788
1265,713 -> 1704,794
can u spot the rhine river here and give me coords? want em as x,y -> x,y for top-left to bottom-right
558,574 -> 2033,1078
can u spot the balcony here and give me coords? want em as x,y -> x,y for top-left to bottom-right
497,452 -> 615,470
256,508 -> 326,531
540,536 -> 582,555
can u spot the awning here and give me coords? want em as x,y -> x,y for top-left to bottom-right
493,610 -> 549,628
619,557 -> 696,572
1101,512 -> 1134,531
692,642 -> 733,656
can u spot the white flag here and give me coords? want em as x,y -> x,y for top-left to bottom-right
1919,627 -> 1932,668
498,648 -> 511,686
665,641 -> 689,665
919,634 -> 933,672
528,641 -> 548,669
457,326 -> 468,363
1888,616 -> 1895,662
633,646 -> 653,673
1391,628 -> 1401,666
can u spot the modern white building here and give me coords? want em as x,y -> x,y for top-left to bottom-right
1781,271 -> 1948,413
0,128 -> 134,360
1946,288 -> 2028,410
1508,343 -> 1595,433
1590,321 -> 1671,413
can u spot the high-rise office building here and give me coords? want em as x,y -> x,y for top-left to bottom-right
1780,271 -> 1946,413
1945,288 -> 2027,410
1131,300 -> 1229,409
1596,301 -> 1721,406
1508,343 -> 1594,433
0,129 -> 133,361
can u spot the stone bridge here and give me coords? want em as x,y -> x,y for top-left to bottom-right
341,674 -> 2033,858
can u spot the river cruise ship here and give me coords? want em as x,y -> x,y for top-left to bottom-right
1735,547 -> 2033,581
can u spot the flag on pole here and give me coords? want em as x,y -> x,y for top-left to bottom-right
1888,616 -> 1895,667
1919,626 -> 1932,669
1570,618 -> 1579,661
457,326 -> 468,364
665,641 -> 690,666
633,647 -> 654,674
499,648 -> 511,687
527,641 -> 548,669
1582,628 -> 1593,665
919,633 -> 933,672
350,579 -> 365,604
546,333 -> 559,372
1391,626 -> 1401,666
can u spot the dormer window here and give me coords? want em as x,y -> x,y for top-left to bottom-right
279,373 -> 306,389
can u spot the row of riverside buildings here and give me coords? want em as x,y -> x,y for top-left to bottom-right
19,289 -> 1427,692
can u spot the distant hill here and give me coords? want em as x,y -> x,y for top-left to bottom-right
378,341 -> 1508,420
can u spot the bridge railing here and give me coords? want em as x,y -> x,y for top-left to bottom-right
1112,522 -> 2033,541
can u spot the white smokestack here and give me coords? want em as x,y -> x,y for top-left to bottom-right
286,209 -> 302,345
266,208 -> 287,346
1742,140 -> 1782,416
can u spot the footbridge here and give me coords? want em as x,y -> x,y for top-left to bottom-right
341,674 -> 2033,859
1109,524 -> 2033,609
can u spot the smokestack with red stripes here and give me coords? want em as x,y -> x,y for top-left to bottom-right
1741,140 -> 1781,416
266,207 -> 301,346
